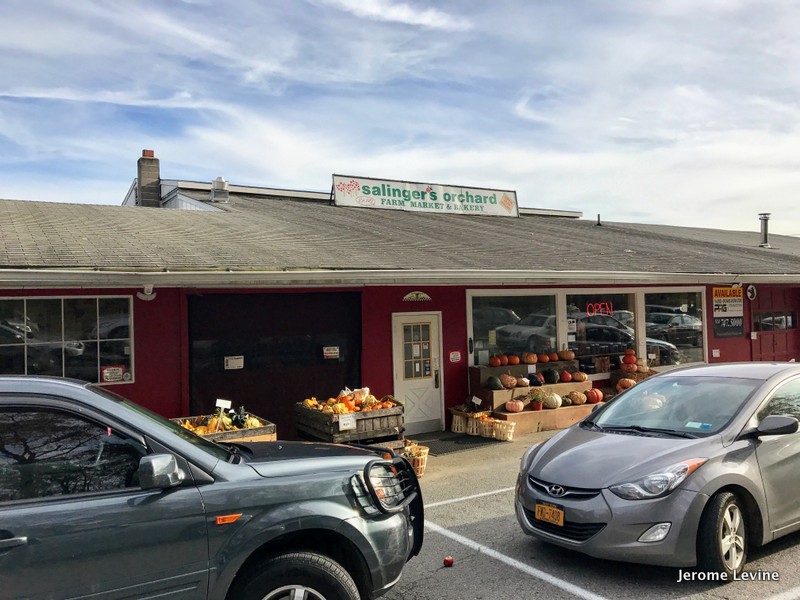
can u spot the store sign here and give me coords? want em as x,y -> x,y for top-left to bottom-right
332,174 -> 519,217
224,355 -> 244,370
101,365 -> 125,382
712,287 -> 744,338
323,346 -> 340,359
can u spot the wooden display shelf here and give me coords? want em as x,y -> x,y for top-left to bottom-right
493,403 -> 601,434
173,415 -> 277,442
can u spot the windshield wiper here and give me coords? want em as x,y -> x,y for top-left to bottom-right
580,420 -> 604,431
601,425 -> 699,439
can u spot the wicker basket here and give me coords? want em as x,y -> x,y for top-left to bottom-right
451,412 -> 468,433
494,420 -> 516,442
403,444 -> 429,477
479,418 -> 496,438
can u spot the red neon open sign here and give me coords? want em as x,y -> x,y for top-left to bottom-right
586,302 -> 614,317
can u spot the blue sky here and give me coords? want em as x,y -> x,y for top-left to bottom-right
2,0 -> 799,234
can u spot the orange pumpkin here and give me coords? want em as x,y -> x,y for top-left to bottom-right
624,348 -> 636,356
585,388 -> 604,404
572,371 -> 588,382
521,352 -> 538,364
537,353 -> 550,363
505,399 -> 525,413
620,363 -> 637,372
488,355 -> 501,367
507,354 -> 521,365
498,354 -> 509,366
622,354 -> 637,365
548,352 -> 559,362
558,349 -> 575,361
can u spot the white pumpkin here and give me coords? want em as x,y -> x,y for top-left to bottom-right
542,392 -> 562,410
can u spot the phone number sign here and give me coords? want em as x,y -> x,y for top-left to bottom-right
712,287 -> 744,338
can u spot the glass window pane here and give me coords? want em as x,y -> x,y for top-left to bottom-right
64,298 -> 97,340
98,298 -> 130,340
645,292 -> 703,365
27,343 -> 62,376
27,299 -> 62,344
99,340 -> 132,383
0,299 -> 28,336
0,345 -> 24,374
567,293 -> 634,375
65,340 -> 99,382
472,295 -> 555,365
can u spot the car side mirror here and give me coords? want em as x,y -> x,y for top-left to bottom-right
139,454 -> 185,490
756,415 -> 799,437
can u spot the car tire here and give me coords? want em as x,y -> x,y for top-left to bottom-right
235,552 -> 360,600
697,491 -> 747,579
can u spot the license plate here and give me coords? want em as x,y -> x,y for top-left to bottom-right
534,502 -> 564,527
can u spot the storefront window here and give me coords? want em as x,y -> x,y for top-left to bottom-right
471,295 -> 555,365
567,293 -> 635,375
0,297 -> 133,383
645,292 -> 703,365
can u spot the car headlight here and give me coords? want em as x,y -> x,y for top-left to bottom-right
609,459 -> 707,500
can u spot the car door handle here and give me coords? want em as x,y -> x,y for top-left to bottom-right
0,536 -> 28,550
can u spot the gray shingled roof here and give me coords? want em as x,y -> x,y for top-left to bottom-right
0,193 -> 798,283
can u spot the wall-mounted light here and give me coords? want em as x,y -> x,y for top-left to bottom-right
137,284 -> 156,302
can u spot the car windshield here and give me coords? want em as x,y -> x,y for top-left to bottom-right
518,314 -> 551,326
587,375 -> 760,437
648,313 -> 675,325
89,384 -> 231,461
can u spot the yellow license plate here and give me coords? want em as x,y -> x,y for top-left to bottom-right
534,502 -> 564,527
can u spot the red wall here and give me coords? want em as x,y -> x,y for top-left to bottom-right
361,286 -> 469,414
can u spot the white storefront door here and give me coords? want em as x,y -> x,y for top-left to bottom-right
392,312 -> 444,435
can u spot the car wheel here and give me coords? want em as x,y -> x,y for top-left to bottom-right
697,492 -> 747,578
235,552 -> 360,600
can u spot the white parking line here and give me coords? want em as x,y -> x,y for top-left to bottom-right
425,487 -> 515,508
426,520 -> 610,600
768,586 -> 800,600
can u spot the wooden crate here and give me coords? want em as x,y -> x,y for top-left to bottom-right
174,415 -> 277,442
294,403 -> 404,444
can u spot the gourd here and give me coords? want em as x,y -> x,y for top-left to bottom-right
499,373 -> 518,389
498,354 -> 509,366
559,370 -> 572,383
505,399 -> 525,413
567,391 -> 587,405
516,377 -> 530,387
620,363 -> 637,373
521,352 -> 538,364
548,352 -> 559,362
487,376 -> 504,390
585,388 -> 604,404
507,354 -> 521,365
529,376 -> 543,387
488,355 -> 501,367
542,368 -> 559,384
561,395 -> 572,406
542,393 -> 562,409
571,371 -> 588,382
558,349 -> 575,361
537,353 -> 550,363
616,378 -> 637,393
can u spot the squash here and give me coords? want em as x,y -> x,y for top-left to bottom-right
620,363 -> 638,373
507,354 -> 521,365
529,376 -> 543,387
561,395 -> 572,406
585,388 -> 604,404
516,377 -> 530,387
499,373 -> 518,389
488,355 -> 501,367
537,353 -> 550,363
616,378 -> 637,393
542,393 -> 562,410
571,371 -> 588,382
521,352 -> 538,364
624,348 -> 636,356
505,399 -> 525,413
486,375 -> 504,391
542,368 -> 559,384
558,349 -> 575,361
637,365 -> 649,373
559,370 -> 572,383
622,354 -> 637,365
548,352 -> 559,362
566,391 -> 587,405
498,354 -> 509,366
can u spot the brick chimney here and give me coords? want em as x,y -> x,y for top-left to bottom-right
137,149 -> 161,207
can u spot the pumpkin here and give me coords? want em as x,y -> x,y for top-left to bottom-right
486,375 -> 504,390
624,348 -> 636,356
585,388 -> 604,404
620,363 -> 638,372
505,399 -> 525,413
507,354 -> 521,365
529,376 -> 543,387
559,370 -> 572,383
521,352 -> 538,364
548,352 -> 559,362
571,371 -> 588,382
537,353 -> 550,363
622,354 -> 637,365
637,365 -> 649,373
498,354 -> 509,366
567,391 -> 587,405
488,355 -> 501,367
542,368 -> 559,384
558,349 -> 575,361
499,373 -> 518,389
542,393 -> 562,409
516,377 -> 530,387
616,378 -> 637,393
636,357 -> 648,367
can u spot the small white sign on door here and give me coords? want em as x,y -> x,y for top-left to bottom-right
224,355 -> 244,370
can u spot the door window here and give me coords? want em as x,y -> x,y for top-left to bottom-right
758,379 -> 800,422
0,408 -> 147,502
402,323 -> 431,380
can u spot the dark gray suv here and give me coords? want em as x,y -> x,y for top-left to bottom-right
0,377 -> 423,600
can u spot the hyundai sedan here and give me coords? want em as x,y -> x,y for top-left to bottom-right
516,362 -> 800,580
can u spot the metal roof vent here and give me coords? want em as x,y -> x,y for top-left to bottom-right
210,176 -> 230,203
759,213 -> 771,248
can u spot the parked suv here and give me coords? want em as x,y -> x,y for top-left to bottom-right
0,376 -> 423,600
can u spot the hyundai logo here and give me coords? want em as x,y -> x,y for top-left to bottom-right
548,485 -> 566,497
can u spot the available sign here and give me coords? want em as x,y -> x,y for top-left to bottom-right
712,287 -> 744,338
332,174 -> 519,217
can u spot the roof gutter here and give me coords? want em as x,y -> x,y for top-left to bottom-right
0,268 -> 797,289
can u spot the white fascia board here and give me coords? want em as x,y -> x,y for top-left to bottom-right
0,269 -> 799,289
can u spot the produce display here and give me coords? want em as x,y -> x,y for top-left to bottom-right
301,387 -> 400,415
179,406 -> 264,435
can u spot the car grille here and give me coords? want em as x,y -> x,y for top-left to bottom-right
529,476 -> 601,500
524,508 -> 606,542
